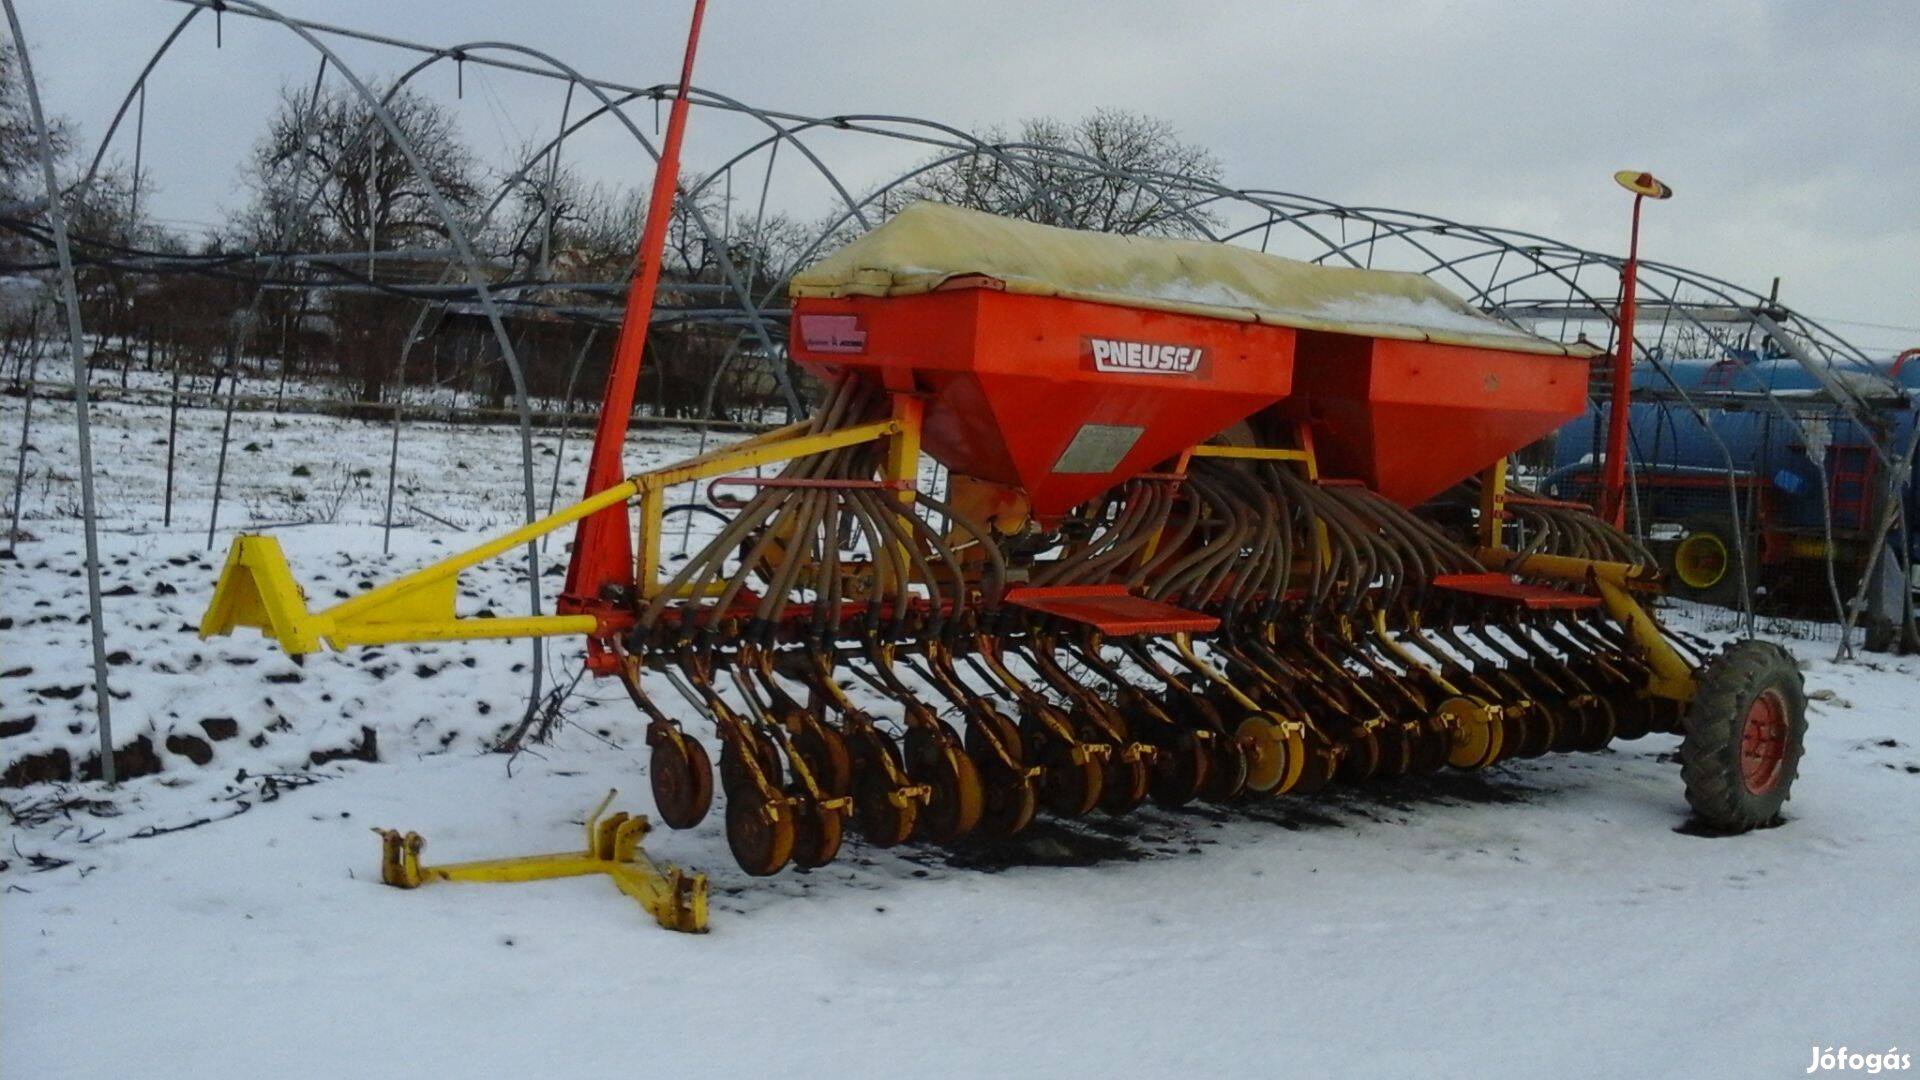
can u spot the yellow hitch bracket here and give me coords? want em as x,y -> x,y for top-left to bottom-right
201,534 -> 325,654
1475,546 -> 1694,703
372,790 -> 709,933
1591,575 -> 1697,704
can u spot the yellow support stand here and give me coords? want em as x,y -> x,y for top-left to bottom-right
374,791 -> 709,933
202,535 -> 327,654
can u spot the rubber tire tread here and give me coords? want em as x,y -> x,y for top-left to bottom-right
1678,640 -> 1807,833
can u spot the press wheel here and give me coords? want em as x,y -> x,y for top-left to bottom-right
1022,705 -> 1103,816
1493,708 -> 1529,764
1407,716 -> 1451,776
967,708 -> 1037,836
649,731 -> 714,830
975,760 -> 1038,837
848,729 -> 917,847
965,705 -> 1024,769
1548,697 -> 1586,754
1441,697 -> 1503,771
1610,693 -> 1655,741
1201,736 -> 1248,803
1517,702 -> 1558,758
1148,730 -> 1210,807
1373,721 -> 1416,778
1335,725 -> 1382,783
1039,746 -> 1104,817
1237,714 -> 1292,796
792,715 -> 853,798
1289,731 -> 1339,794
789,796 -> 844,870
720,725 -> 783,796
908,727 -> 984,840
1100,748 -> 1152,813
1572,696 -> 1617,753
725,788 -> 795,876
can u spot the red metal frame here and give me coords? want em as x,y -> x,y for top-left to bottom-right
1600,192 -> 1646,529
561,0 -> 710,612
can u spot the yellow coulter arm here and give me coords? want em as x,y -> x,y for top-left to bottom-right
200,417 -> 903,655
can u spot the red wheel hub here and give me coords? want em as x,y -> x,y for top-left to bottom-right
1738,690 -> 1789,795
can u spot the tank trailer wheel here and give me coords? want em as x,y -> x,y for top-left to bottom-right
1679,640 -> 1807,833
649,729 -> 715,830
1665,515 -> 1754,607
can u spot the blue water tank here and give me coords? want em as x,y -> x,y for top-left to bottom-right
1547,353 -> 1919,555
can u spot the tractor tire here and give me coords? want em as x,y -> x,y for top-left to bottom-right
1663,515 -> 1754,608
1678,640 -> 1807,833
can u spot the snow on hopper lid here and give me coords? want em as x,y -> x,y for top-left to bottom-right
789,202 -> 1593,357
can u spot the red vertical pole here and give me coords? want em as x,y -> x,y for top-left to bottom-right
562,0 -> 710,611
1600,193 -> 1644,530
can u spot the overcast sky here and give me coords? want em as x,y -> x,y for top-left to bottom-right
15,0 -> 1919,353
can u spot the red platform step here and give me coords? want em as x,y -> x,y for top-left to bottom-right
1003,584 -> 1220,635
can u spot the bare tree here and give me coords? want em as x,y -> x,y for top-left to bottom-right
229,82 -> 482,403
900,108 -> 1223,237
234,81 -> 481,258
0,39 -> 71,209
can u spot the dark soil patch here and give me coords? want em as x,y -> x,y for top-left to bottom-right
936,818 -> 1157,871
2,747 -> 70,787
308,725 -> 379,766
165,732 -> 214,766
79,735 -> 163,782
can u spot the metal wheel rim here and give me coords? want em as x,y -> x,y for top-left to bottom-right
1739,689 -> 1789,795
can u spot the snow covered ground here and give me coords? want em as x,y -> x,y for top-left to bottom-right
4,376 -> 1918,1079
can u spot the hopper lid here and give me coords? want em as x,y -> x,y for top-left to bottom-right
790,202 -> 1593,358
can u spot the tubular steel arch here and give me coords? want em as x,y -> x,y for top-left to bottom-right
7,0 -> 1911,771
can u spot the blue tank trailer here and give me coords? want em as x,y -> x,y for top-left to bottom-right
1542,350 -> 1919,648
